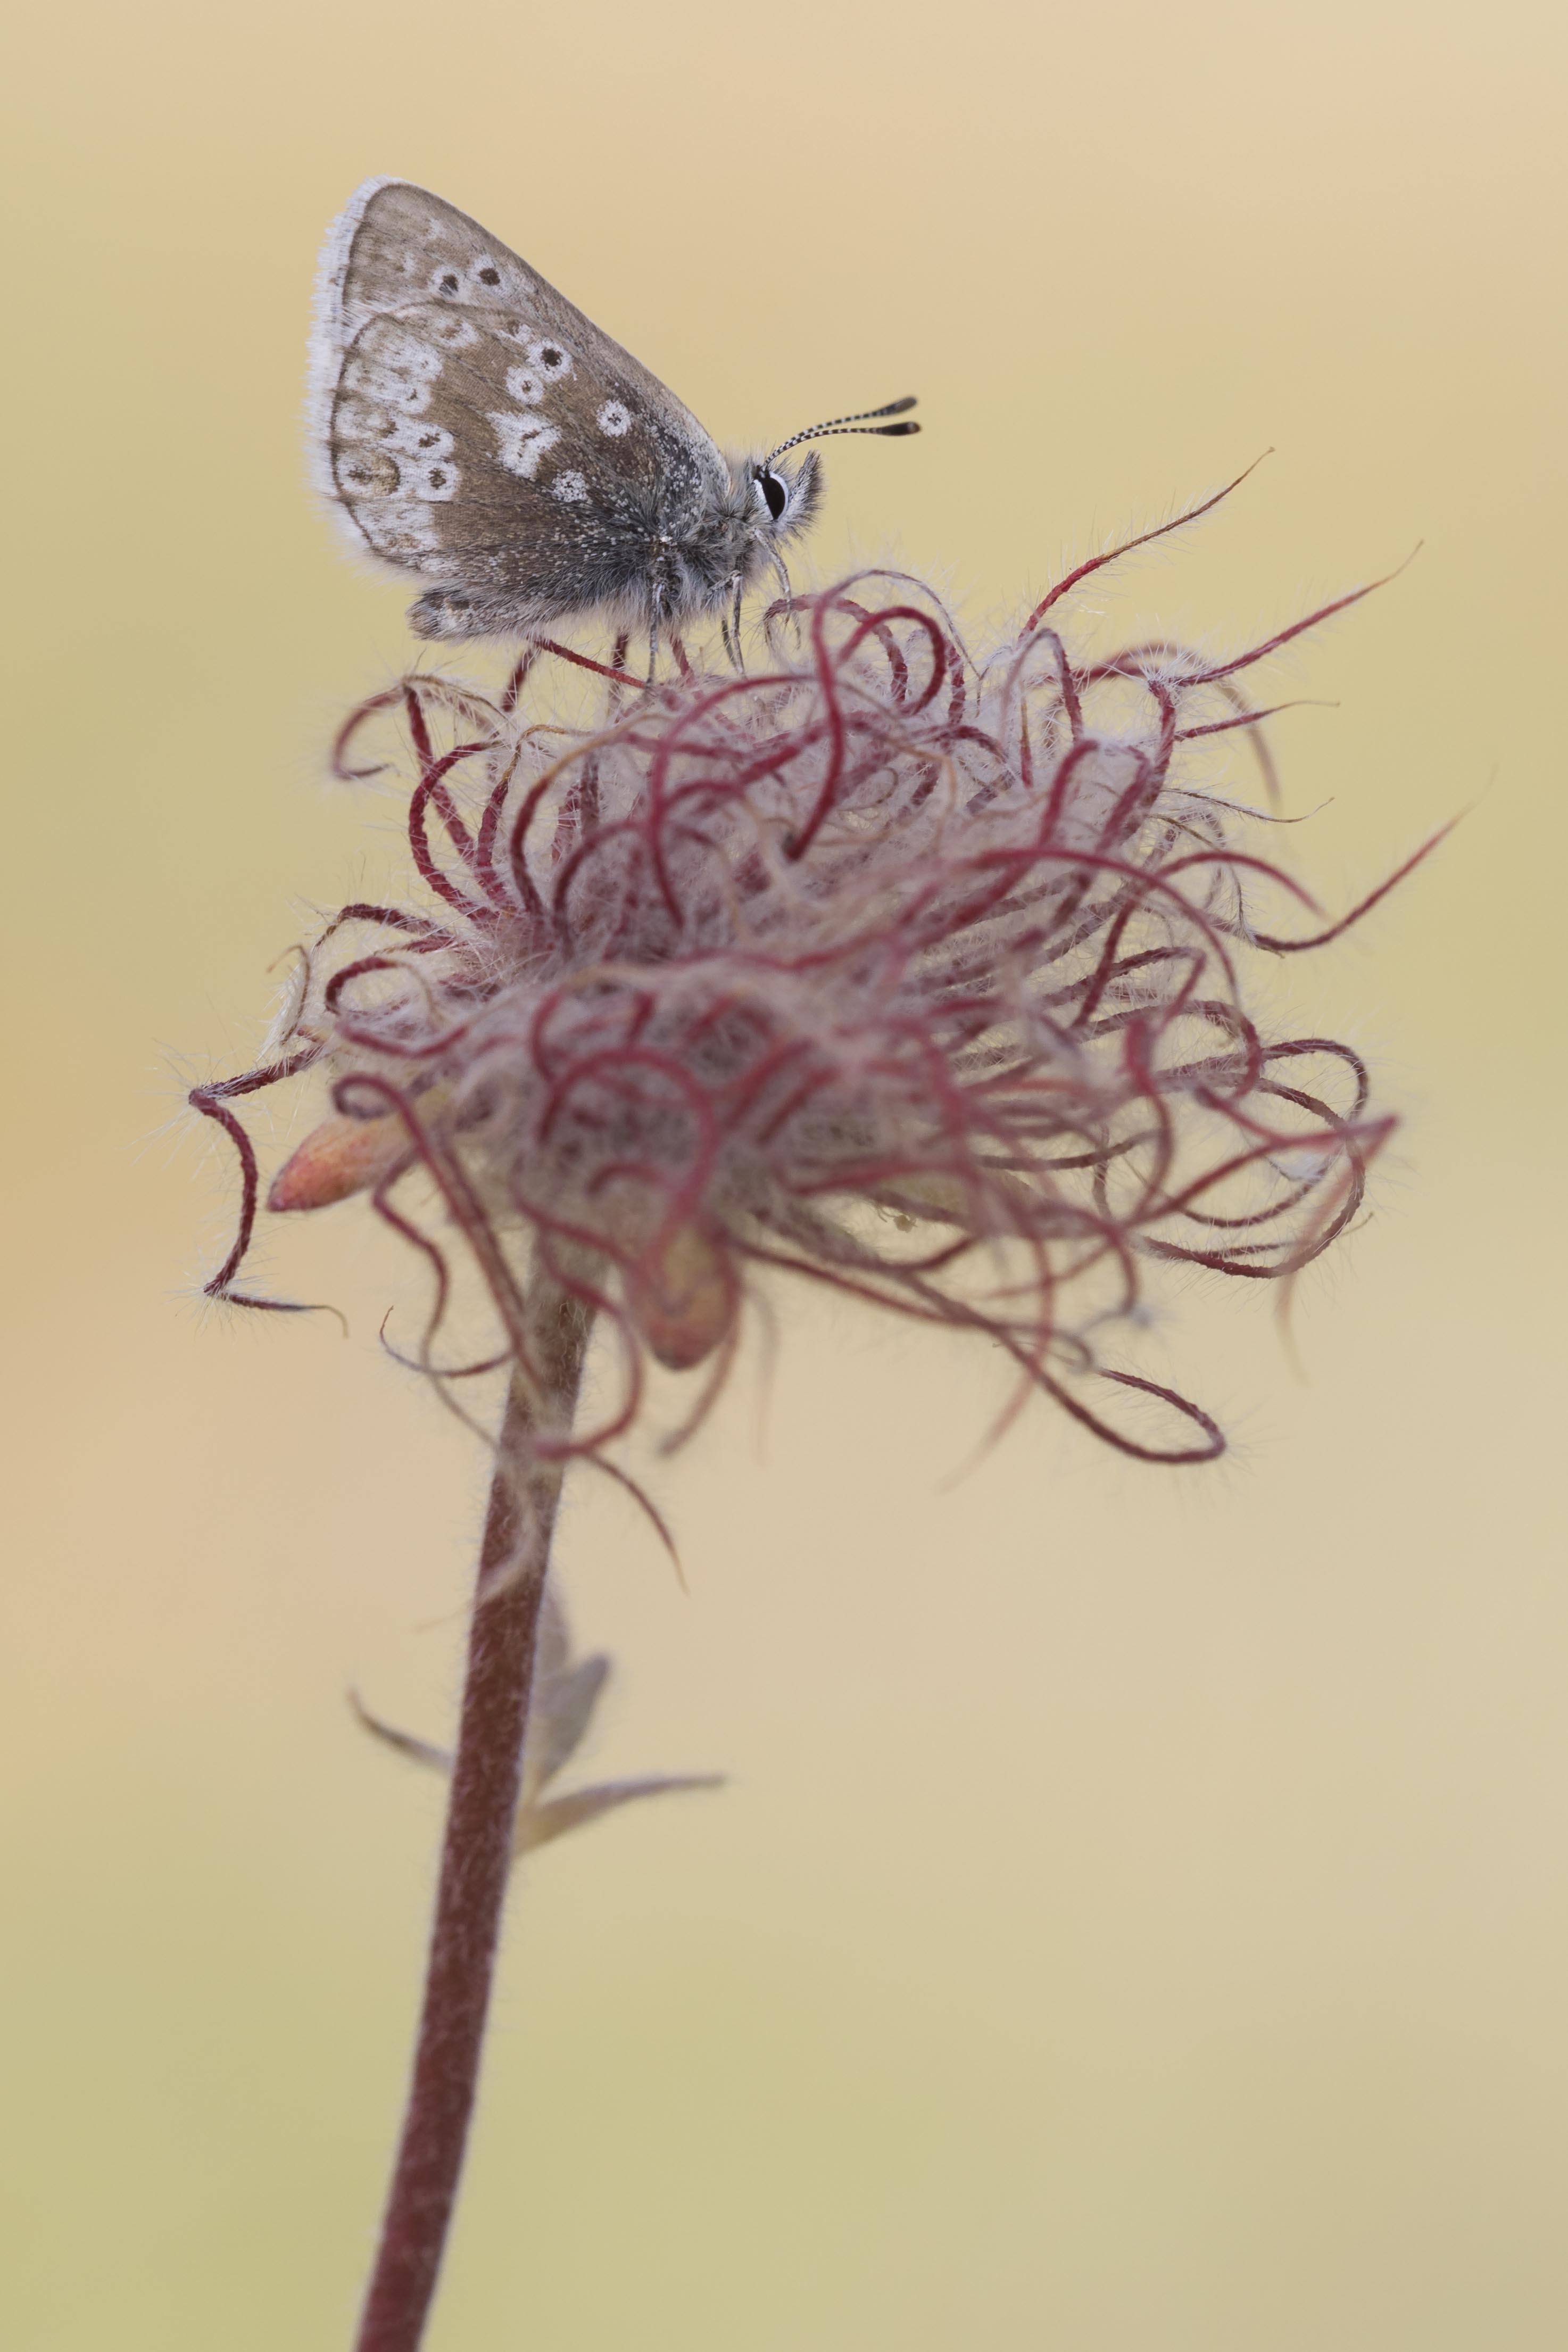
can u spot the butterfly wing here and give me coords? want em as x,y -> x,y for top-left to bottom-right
309,179 -> 732,631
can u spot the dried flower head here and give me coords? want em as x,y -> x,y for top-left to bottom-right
194,484 -> 1438,1498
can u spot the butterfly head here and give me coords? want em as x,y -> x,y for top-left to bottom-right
718,396 -> 918,613
748,396 -> 917,536
744,447 -> 823,539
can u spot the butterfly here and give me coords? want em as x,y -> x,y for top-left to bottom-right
308,178 -> 918,662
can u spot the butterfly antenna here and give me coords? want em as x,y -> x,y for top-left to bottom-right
764,396 -> 919,465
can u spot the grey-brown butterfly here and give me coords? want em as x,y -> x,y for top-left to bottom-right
309,178 -> 918,664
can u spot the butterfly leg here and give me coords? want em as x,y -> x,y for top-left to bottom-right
645,579 -> 666,686
758,545 -> 803,657
767,546 -> 794,610
605,633 -> 632,718
721,578 -> 747,675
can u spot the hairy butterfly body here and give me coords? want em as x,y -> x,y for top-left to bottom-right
309,178 -> 917,651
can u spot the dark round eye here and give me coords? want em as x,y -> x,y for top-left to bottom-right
477,266 -> 500,286
757,468 -> 787,522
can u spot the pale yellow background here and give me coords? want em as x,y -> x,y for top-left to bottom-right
3,1 -> 1565,2346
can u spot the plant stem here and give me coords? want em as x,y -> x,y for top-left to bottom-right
353,1282 -> 593,2352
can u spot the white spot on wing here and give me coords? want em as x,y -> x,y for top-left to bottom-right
374,328 -> 444,380
345,359 -> 435,415
375,500 -> 442,554
551,470 -> 587,503
596,400 -> 631,436
424,312 -> 480,350
490,411 -> 561,478
344,327 -> 444,416
384,419 -> 454,460
409,459 -> 460,502
336,397 -> 394,443
528,339 -> 572,380
505,366 -> 546,407
335,447 -> 400,496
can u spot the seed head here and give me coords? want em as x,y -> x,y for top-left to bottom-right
196,487 -> 1438,1479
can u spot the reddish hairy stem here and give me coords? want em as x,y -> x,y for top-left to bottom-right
353,1282 -> 594,2352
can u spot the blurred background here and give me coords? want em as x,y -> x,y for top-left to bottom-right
3,1 -> 1565,2345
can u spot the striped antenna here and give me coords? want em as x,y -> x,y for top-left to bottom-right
765,396 -> 919,465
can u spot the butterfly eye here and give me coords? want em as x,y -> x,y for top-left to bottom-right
756,468 -> 788,523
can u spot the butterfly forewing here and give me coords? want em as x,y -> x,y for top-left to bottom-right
312,179 -> 731,624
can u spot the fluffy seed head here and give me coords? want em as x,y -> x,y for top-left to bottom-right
197,493 -> 1434,1474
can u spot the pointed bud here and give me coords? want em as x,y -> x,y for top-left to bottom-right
269,1109 -> 413,1212
625,1222 -> 736,1371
